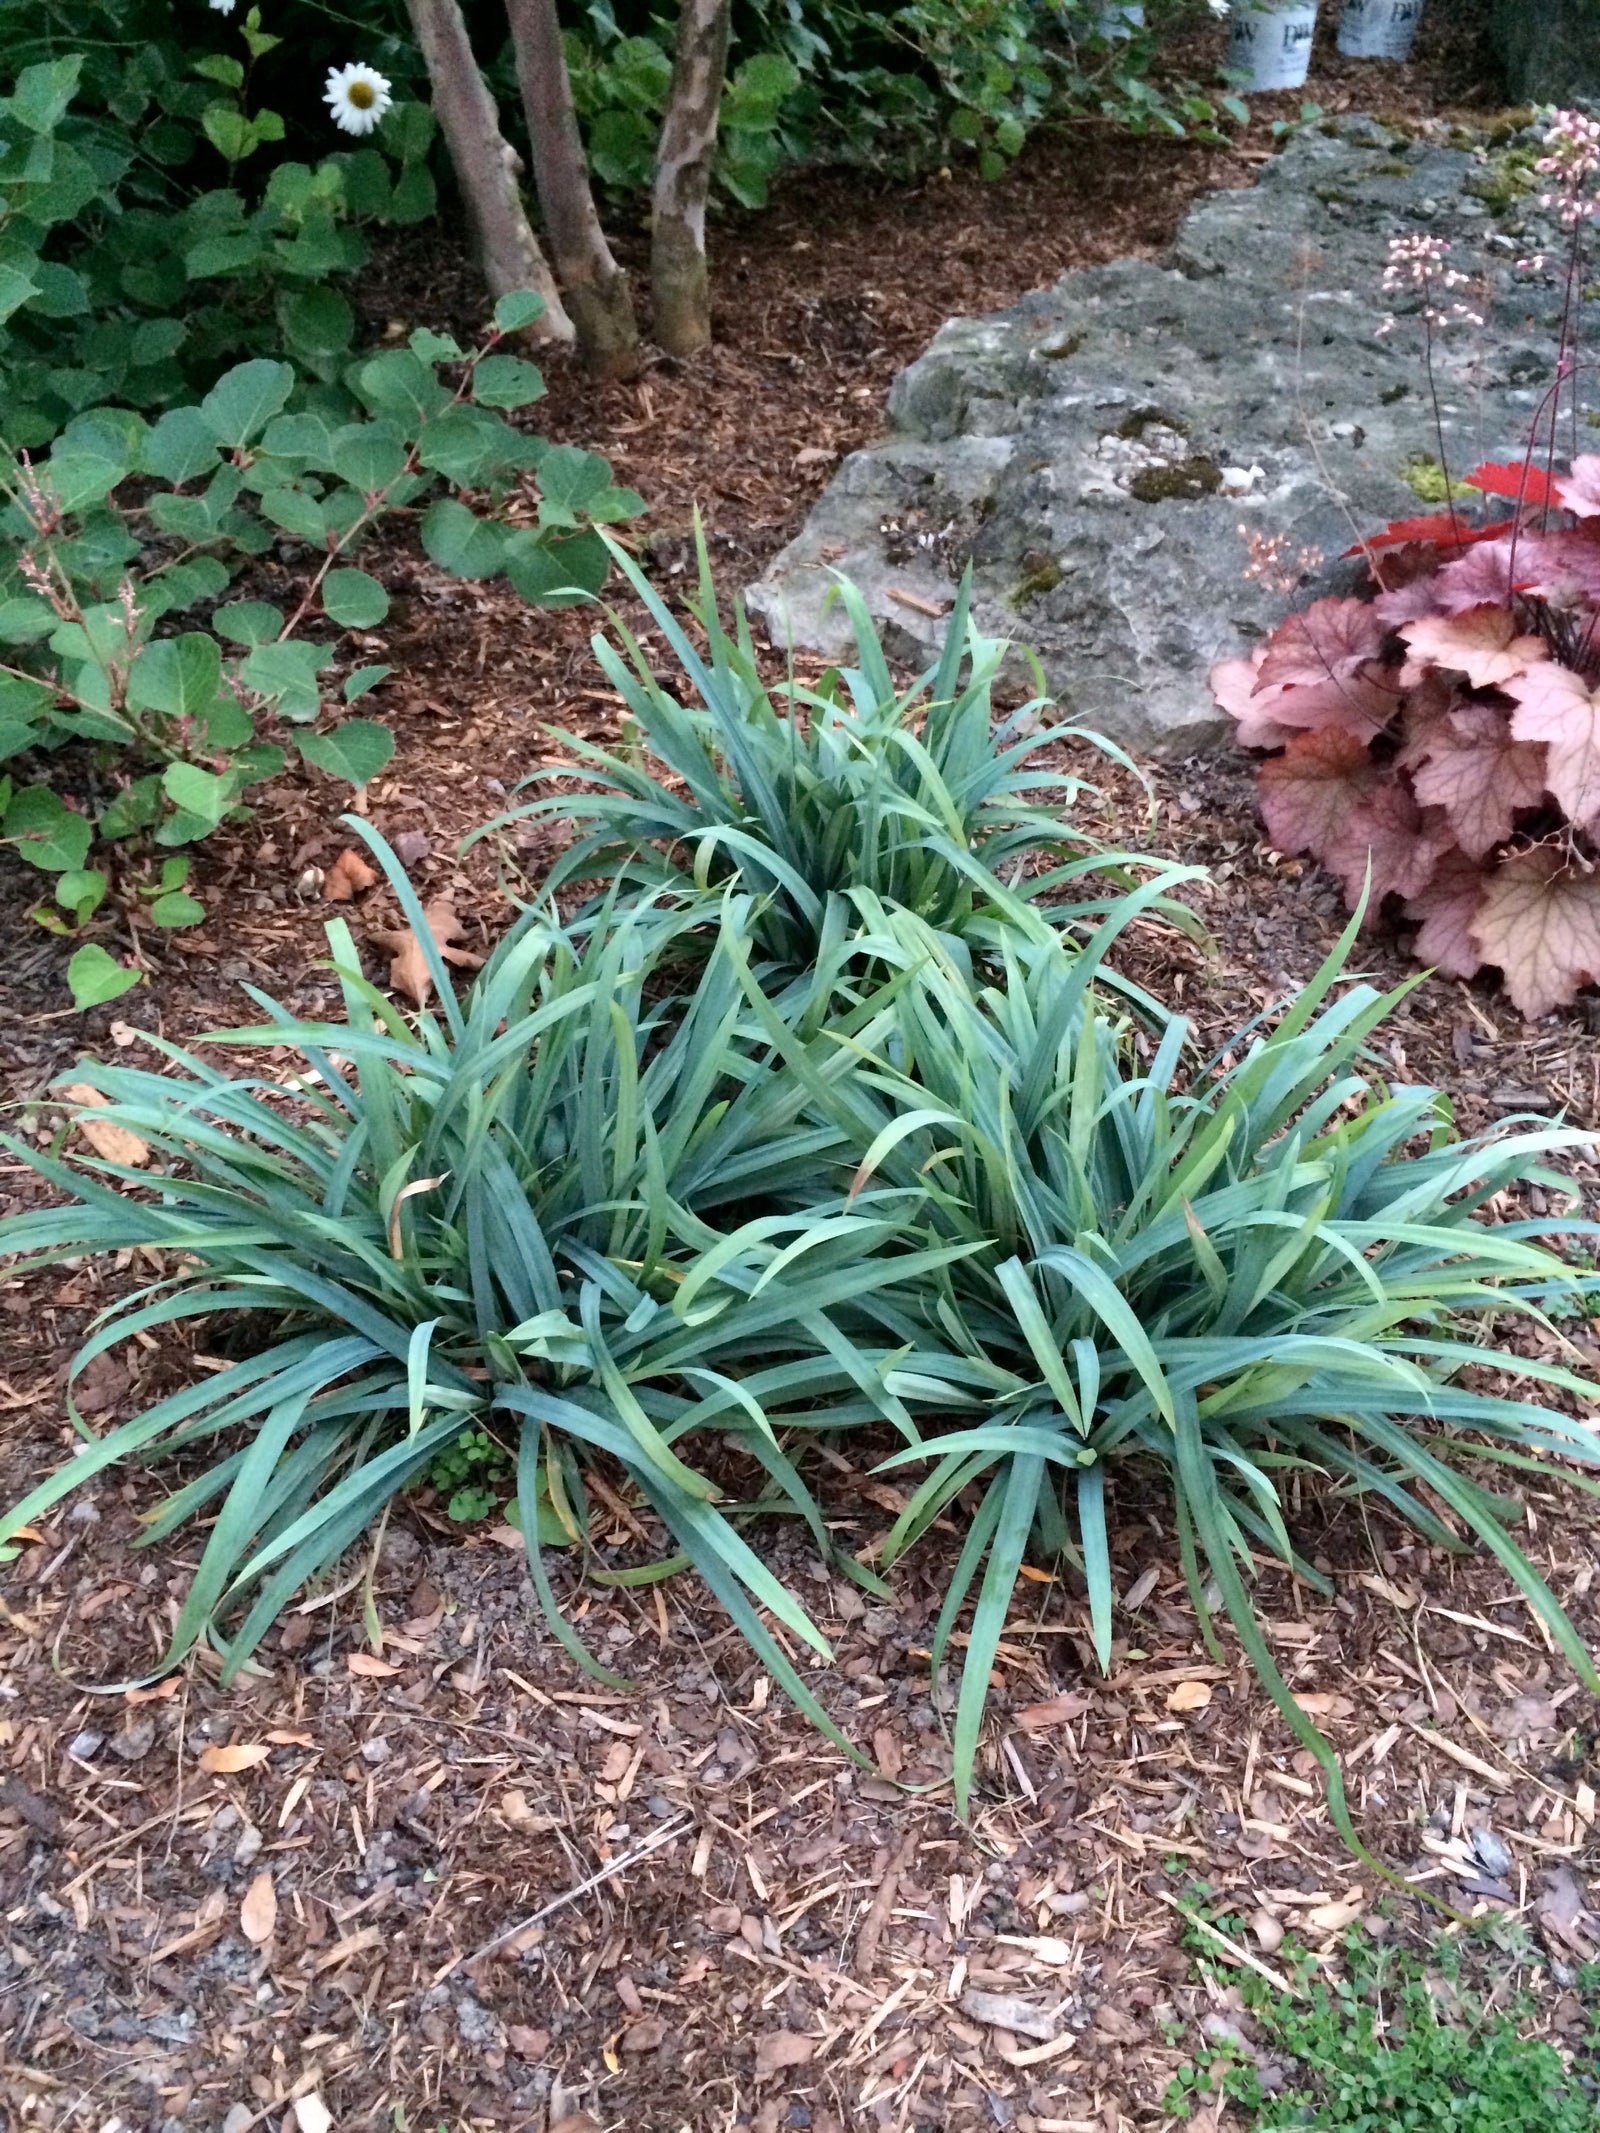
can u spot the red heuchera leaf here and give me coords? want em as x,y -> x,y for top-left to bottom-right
1505,664 -> 1600,832
1408,701 -> 1549,859
1344,513 -> 1515,558
1258,729 -> 1379,865
1524,526 -> 1600,601
1255,597 -> 1386,692
1465,461 -> 1557,506
1258,733 -> 1448,907
1470,846 -> 1600,1018
1554,454 -> 1600,519
1326,789 -> 1455,909
1266,670 -> 1400,741
1373,569 -> 1443,627
1399,603 -> 1548,690
1403,847 -> 1488,980
1210,651 -> 1295,749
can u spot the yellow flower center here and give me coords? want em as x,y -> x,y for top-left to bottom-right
348,80 -> 375,108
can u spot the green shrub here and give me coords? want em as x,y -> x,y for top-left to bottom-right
1,289 -> 641,1001
482,533 -> 1188,983
1169,1914 -> 1600,2133
0,43 -> 436,445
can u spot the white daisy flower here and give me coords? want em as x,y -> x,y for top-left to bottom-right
208,0 -> 237,12
324,62 -> 393,136
1208,0 -> 1230,15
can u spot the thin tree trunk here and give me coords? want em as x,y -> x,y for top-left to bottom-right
504,0 -> 640,380
403,0 -> 573,344
651,0 -> 731,358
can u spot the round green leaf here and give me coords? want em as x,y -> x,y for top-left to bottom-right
493,290 -> 547,335
67,943 -> 141,1012
321,568 -> 389,630
296,718 -> 393,789
148,890 -> 206,927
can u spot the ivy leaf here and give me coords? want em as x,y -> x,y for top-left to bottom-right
1403,847 -> 1489,980
1408,702 -> 1549,859
1255,596 -> 1387,693
1506,665 -> 1600,832
296,719 -> 393,788
1400,604 -> 1548,691
67,943 -> 140,1012
1471,847 -> 1600,1019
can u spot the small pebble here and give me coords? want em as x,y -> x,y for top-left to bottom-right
360,1736 -> 392,1765
68,1730 -> 104,1761
109,1721 -> 156,1763
1251,1909 -> 1284,1954
1472,1827 -> 1512,1879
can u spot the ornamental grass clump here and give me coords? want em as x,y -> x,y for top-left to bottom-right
0,834 -> 970,1730
480,529 -> 1186,981
739,893 -> 1600,1832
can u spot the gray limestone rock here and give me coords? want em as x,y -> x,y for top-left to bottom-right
747,120 -> 1568,753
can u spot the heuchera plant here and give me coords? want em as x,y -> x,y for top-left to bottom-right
1214,113 -> 1600,1020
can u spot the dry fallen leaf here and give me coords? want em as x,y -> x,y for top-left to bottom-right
1251,1909 -> 1285,1954
346,1651 -> 401,1678
1166,1679 -> 1213,1714
239,1870 -> 277,1945
1293,1690 -> 1355,1719
507,2024 -> 550,2061
1307,1895 -> 1366,1932
198,1742 -> 271,1775
547,2118 -> 602,2133
754,2029 -> 815,2080
1016,1693 -> 1093,1733
372,896 -> 485,1006
125,1677 -> 182,1705
60,1084 -> 149,1168
323,846 -> 380,901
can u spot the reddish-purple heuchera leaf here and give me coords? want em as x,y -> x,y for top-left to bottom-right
1506,664 -> 1600,832
1258,734 -> 1449,908
1255,597 -> 1387,693
1210,651 -> 1295,749
1408,702 -> 1548,859
1555,453 -> 1600,519
1266,670 -> 1400,740
1435,537 -> 1522,613
1325,788 -> 1455,910
1399,603 -> 1547,691
1403,847 -> 1488,979
1471,846 -> 1600,1018
1258,729 -> 1379,865
1373,568 -> 1443,627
